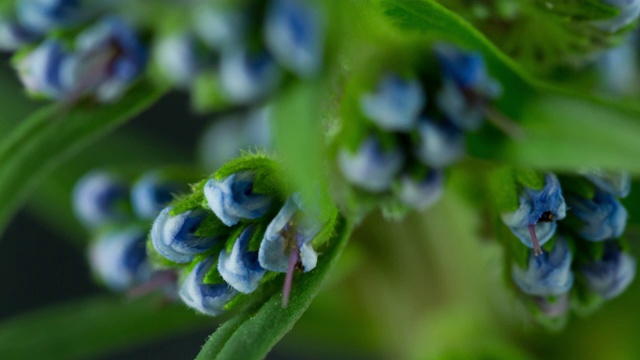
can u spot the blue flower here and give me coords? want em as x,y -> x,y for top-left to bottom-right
63,16 -> 147,102
258,194 -> 324,272
566,191 -> 628,241
0,18 -> 37,51
155,32 -> 208,88
592,0 -> 640,33
582,243 -> 636,299
415,119 -> 465,168
598,37 -> 637,95
360,73 -> 425,131
72,170 -> 130,229
582,169 -> 631,198
131,172 -> 186,220
219,46 -> 282,104
88,226 -> 150,292
16,0 -> 90,34
338,136 -> 404,192
204,171 -> 273,226
179,257 -> 238,316
501,174 -> 567,254
17,39 -> 72,99
218,225 -> 266,293
192,3 -> 246,50
533,294 -> 570,318
512,236 -> 574,296
397,170 -> 444,211
264,0 -> 325,77
151,207 -> 219,264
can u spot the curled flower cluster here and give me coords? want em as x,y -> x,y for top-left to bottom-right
73,169 -> 187,294
149,156 -> 336,316
338,44 -> 501,213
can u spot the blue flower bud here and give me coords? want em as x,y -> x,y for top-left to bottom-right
193,3 -> 246,50
151,207 -> 219,264
338,136 -> 404,192
73,170 -> 130,229
131,172 -> 185,220
17,39 -> 72,98
592,0 -> 640,33
264,0 -> 325,77
397,170 -> 444,210
415,119 -> 465,168
582,170 -> 631,198
16,0 -> 90,34
219,46 -> 282,104
155,32 -> 207,88
512,237 -> 574,296
218,225 -> 266,293
179,257 -> 238,316
0,18 -> 37,51
258,194 -> 324,272
88,226 -> 150,292
360,73 -> 425,131
566,191 -> 628,241
501,174 -> 567,254
582,243 -> 636,299
533,294 -> 570,318
204,171 -> 273,226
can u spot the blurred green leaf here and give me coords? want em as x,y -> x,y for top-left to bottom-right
196,218 -> 352,360
0,81 -> 167,238
0,295 -> 212,359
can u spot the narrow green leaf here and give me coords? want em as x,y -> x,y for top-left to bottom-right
196,218 -> 352,360
0,295 -> 212,359
0,81 -> 167,237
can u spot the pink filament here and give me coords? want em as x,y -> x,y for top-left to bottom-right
282,246 -> 299,308
528,224 -> 543,257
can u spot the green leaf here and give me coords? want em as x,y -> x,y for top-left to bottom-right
195,218 -> 352,360
0,81 -> 166,237
0,295 -> 212,359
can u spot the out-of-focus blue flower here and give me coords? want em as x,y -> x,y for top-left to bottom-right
89,226 -> 150,292
198,107 -> 272,172
264,0 -> 324,77
592,0 -> 640,33
415,119 -> 465,168
219,47 -> 281,104
533,294 -> 570,318
151,207 -> 219,264
131,172 -> 185,220
582,243 -> 636,299
512,237 -> 574,296
501,174 -> 567,252
0,18 -> 37,51
193,3 -> 245,50
360,73 -> 425,131
566,191 -> 628,241
598,37 -> 637,95
63,16 -> 146,102
338,136 -> 404,192
73,170 -> 130,229
582,169 -> 631,198
179,257 -> 238,316
16,0 -> 90,34
204,171 -> 273,226
397,170 -> 444,211
218,225 -> 265,293
17,39 -> 71,98
155,32 -> 208,88
258,194 -> 324,272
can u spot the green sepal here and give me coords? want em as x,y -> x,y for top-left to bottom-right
146,238 -> 183,269
488,166 -> 519,213
191,71 -> 230,114
570,274 -> 605,316
214,152 -> 287,199
559,175 -> 596,200
514,168 -> 544,191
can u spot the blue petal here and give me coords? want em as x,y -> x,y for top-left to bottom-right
397,170 -> 444,210
598,37 -> 637,95
219,46 -> 282,104
436,78 -> 486,130
360,73 -> 425,131
72,170 -> 130,229
155,32 -> 207,87
434,43 -> 487,89
512,237 -> 574,296
17,39 -> 70,98
204,172 -> 273,226
17,0 -> 89,34
131,172 -> 185,220
592,0 -> 640,33
338,136 -> 404,192
567,191 -> 628,241
151,207 -> 219,264
179,257 -> 238,316
415,119 -> 465,168
193,3 -> 246,50
89,226 -> 150,292
583,169 -> 631,198
264,0 -> 324,77
0,18 -> 37,51
582,244 -> 636,299
218,225 -> 266,293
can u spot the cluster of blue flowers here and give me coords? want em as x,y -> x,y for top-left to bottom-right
338,44 -> 501,214
73,169 -> 188,294
500,170 -> 636,321
148,155 -> 337,316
